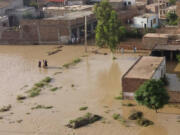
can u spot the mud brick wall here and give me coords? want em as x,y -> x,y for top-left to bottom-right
117,7 -> 139,24
168,91 -> 180,103
142,36 -> 168,49
1,30 -> 21,44
122,78 -> 147,92
118,40 -> 145,50
21,20 -> 70,43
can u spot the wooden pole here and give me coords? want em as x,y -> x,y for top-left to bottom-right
85,15 -> 87,52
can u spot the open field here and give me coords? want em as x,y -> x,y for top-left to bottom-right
0,45 -> 179,135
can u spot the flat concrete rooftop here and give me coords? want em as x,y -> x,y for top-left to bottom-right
45,10 -> 93,21
153,45 -> 180,51
144,33 -> 169,38
135,13 -> 157,18
43,5 -> 93,11
125,56 -> 164,79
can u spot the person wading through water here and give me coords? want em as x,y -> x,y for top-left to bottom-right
44,60 -> 48,67
38,61 -> 41,68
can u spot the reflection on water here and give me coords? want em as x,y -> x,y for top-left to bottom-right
96,62 -> 122,105
166,61 -> 180,91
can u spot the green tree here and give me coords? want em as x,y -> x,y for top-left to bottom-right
135,79 -> 169,113
166,12 -> 179,25
94,0 -> 121,53
169,0 -> 176,5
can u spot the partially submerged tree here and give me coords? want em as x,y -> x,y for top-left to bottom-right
134,79 -> 169,113
94,0 -> 122,53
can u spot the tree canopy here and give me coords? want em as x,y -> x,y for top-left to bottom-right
134,79 -> 169,113
169,0 -> 176,5
166,12 -> 179,25
94,0 -> 121,52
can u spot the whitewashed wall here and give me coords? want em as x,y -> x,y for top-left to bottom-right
152,58 -> 166,80
133,14 -> 159,28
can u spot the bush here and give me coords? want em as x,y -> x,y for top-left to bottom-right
135,79 -> 169,113
176,54 -> 180,63
122,103 -> 135,107
31,105 -> 53,110
166,12 -> 179,26
79,106 -> 88,111
0,105 -> 11,112
137,118 -> 153,127
112,113 -> 121,120
128,111 -> 143,120
126,28 -> 143,38
17,95 -> 26,100
67,113 -> 102,129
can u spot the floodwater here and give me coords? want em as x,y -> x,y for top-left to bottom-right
0,45 -> 179,135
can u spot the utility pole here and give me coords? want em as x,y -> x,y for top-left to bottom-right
84,15 -> 87,52
37,0 -> 40,9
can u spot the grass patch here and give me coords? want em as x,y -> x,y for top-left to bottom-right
113,56 -> 117,60
26,112 -> 30,115
0,105 -> 11,112
34,82 -> 45,88
17,120 -> 23,123
17,95 -> 26,100
114,96 -> 122,100
67,113 -> 102,129
112,113 -> 126,125
26,77 -> 52,98
53,72 -> 62,75
27,87 -> 41,97
112,113 -> 121,120
115,92 -> 123,100
31,105 -> 53,110
79,106 -> 88,111
34,77 -> 52,88
42,77 -> 52,83
63,58 -> 82,68
50,87 -> 58,92
73,58 -> 81,64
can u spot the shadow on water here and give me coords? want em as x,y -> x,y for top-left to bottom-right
46,66 -> 61,70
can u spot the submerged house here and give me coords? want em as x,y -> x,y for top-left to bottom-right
122,56 -> 166,99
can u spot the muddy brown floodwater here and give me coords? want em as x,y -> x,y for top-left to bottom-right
0,45 -> 179,135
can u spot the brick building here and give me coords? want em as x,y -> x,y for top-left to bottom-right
0,10 -> 96,44
122,56 -> 166,99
